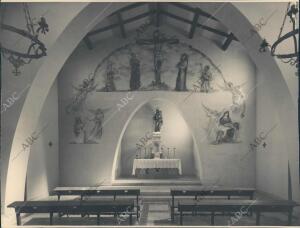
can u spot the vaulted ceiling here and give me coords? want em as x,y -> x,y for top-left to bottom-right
82,2 -> 238,51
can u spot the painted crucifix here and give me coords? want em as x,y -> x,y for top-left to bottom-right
136,30 -> 179,86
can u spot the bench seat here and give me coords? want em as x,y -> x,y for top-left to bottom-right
177,199 -> 299,225
8,199 -> 135,225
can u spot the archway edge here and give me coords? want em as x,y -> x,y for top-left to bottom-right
4,2 -> 131,216
111,97 -> 203,183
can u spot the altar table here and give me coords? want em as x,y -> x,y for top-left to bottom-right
132,159 -> 182,175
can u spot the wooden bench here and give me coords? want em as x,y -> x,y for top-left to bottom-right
177,199 -> 299,225
52,186 -> 141,218
8,199 -> 135,225
170,187 -> 255,221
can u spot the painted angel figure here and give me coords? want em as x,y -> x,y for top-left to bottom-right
75,77 -> 97,95
66,74 -> 98,113
88,108 -> 105,140
219,81 -> 246,118
203,104 -> 240,144
199,63 -> 213,93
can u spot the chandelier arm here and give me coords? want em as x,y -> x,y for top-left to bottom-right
271,28 -> 299,59
1,23 -> 47,59
23,3 -> 36,36
291,19 -> 298,56
1,46 -> 45,59
278,2 -> 290,39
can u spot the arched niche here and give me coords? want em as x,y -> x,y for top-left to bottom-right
118,99 -> 200,179
111,98 -> 202,182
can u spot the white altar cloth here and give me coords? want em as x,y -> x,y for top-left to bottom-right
132,159 -> 182,175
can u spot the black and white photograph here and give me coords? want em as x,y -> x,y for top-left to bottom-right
1,1 -> 299,227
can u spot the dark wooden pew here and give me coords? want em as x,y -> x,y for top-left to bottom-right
177,199 -> 299,225
170,187 -> 255,221
52,186 -> 141,218
8,199 -> 134,226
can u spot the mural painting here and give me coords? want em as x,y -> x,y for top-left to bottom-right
65,27 -> 248,145
203,105 -> 241,144
70,108 -> 108,144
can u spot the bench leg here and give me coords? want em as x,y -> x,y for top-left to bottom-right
288,209 -> 293,226
16,213 -> 21,226
256,211 -> 260,225
50,212 -> 53,225
249,195 -> 253,216
211,212 -> 215,225
171,197 -> 175,222
180,210 -> 183,225
97,214 -> 100,225
136,196 -> 140,219
129,213 -> 133,225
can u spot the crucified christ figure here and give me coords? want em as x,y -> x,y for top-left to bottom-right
136,30 -> 179,85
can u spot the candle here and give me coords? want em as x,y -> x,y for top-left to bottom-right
167,148 -> 170,158
173,148 -> 176,158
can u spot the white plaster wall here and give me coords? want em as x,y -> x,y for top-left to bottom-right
26,80 -> 59,200
58,25 -> 256,187
233,2 -> 300,205
1,2 -> 87,212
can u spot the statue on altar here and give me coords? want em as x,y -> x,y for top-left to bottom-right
153,108 -> 163,132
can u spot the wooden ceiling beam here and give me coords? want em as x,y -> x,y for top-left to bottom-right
109,2 -> 147,16
155,2 -> 161,27
83,36 -> 93,50
85,3 -> 239,50
170,2 -> 218,22
222,32 -> 235,51
87,10 -> 155,37
161,10 -> 238,41
189,11 -> 200,39
117,12 -> 126,38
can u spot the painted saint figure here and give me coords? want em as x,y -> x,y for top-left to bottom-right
202,104 -> 241,145
175,53 -> 188,91
88,108 -> 104,139
153,108 -> 163,132
216,111 -> 240,144
136,30 -> 179,86
200,64 -> 213,93
73,116 -> 85,137
104,61 -> 117,92
129,53 -> 141,90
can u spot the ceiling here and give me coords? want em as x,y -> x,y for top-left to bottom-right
82,2 -> 238,51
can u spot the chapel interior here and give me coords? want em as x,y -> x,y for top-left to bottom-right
1,2 -> 300,226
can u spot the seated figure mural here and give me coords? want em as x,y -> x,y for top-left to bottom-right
215,111 -> 240,144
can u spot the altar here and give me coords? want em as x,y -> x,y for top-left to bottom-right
132,159 -> 182,175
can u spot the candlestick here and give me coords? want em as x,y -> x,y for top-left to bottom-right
144,147 -> 146,158
173,148 -> 176,158
167,148 -> 170,159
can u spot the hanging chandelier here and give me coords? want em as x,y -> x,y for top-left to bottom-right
259,2 -> 298,75
0,3 -> 49,76
271,2 -> 299,68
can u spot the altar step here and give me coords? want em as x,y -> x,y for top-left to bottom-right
112,177 -> 201,186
